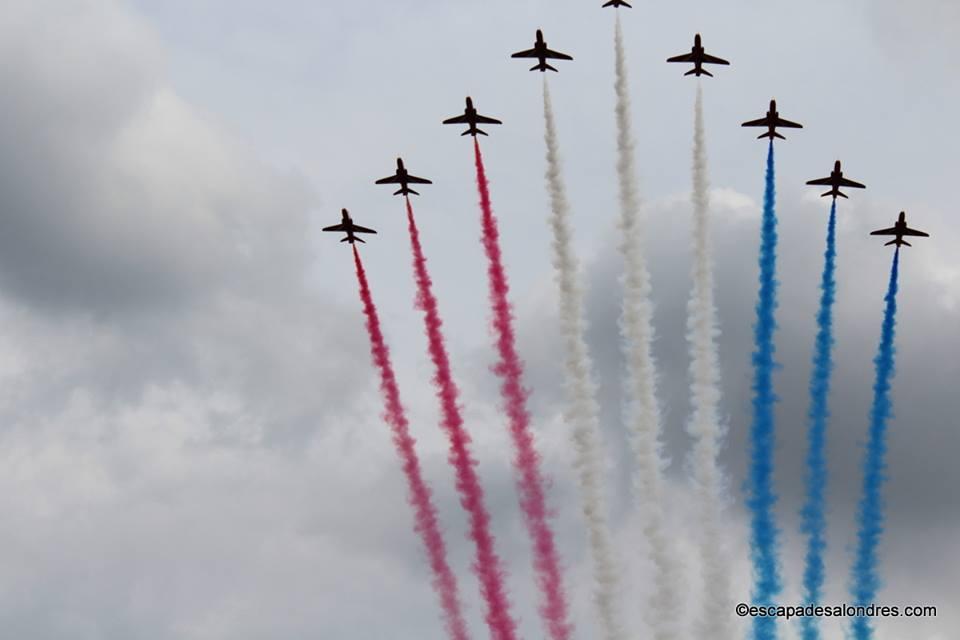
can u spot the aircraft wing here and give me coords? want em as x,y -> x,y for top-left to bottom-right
806,177 -> 833,186
838,177 -> 866,188
474,114 -> 503,125
543,48 -> 573,60
741,117 -> 770,127
774,116 -> 803,129
322,223 -> 348,232
406,175 -> 433,185
442,114 -> 470,125
375,175 -> 401,185
700,53 -> 730,65
352,225 -> 377,235
902,227 -> 929,237
667,53 -> 696,63
511,48 -> 540,59
870,227 -> 898,236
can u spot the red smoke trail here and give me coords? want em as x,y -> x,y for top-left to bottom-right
472,139 -> 573,640
351,245 -> 471,640
404,198 -> 519,640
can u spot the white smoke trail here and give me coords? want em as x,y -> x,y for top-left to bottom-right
542,78 -> 626,640
612,15 -> 682,640
614,15 -> 681,640
686,83 -> 735,640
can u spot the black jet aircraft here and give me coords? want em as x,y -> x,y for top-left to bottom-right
666,34 -> 730,77
511,29 -> 573,72
741,99 -> 803,140
806,161 -> 866,199
870,211 -> 929,247
323,209 -> 377,244
442,97 -> 503,137
602,0 -> 632,7
375,158 -> 432,196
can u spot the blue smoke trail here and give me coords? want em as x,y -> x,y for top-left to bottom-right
799,200 -> 837,640
747,141 -> 782,640
850,248 -> 900,640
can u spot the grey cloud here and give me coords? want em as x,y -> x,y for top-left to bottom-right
504,183 -> 960,636
0,1 -> 316,314
511,184 -> 960,522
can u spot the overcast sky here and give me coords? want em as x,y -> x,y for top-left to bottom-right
0,1 -> 957,639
